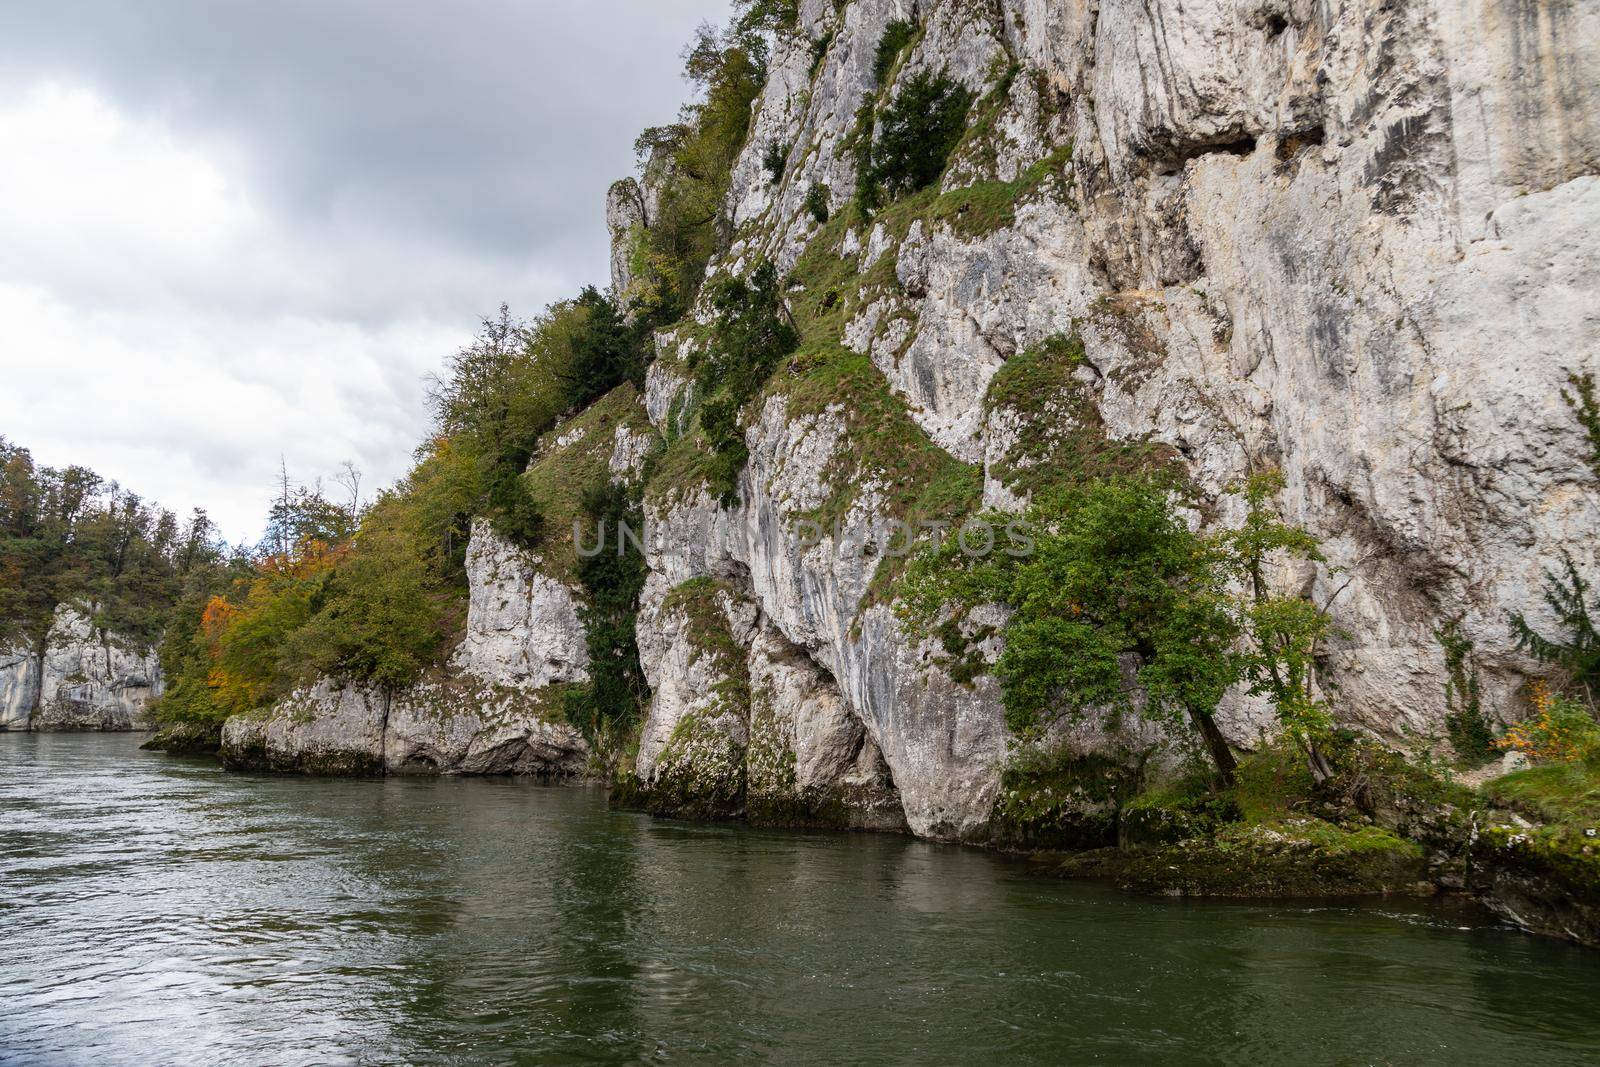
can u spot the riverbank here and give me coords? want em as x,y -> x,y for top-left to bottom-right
1016,741 -> 1600,949
146,715 -> 1600,950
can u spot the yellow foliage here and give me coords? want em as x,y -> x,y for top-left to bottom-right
1499,681 -> 1600,763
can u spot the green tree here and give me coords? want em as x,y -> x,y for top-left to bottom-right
1216,470 -> 1339,778
861,70 -> 974,203
1512,550 -> 1600,707
902,477 -> 1243,781
902,473 -> 1343,784
292,521 -> 450,692
1,437 -> 217,662
628,22 -> 767,325
563,286 -> 648,407
565,481 -> 650,764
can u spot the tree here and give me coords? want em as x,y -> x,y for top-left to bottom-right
901,473 -> 1344,784
1216,470 -> 1339,779
333,462 -> 364,523
1511,550 -> 1600,708
627,20 -> 767,325
565,481 -> 650,763
902,477 -> 1243,781
861,70 -> 974,203
564,287 -> 648,407
0,437 -> 214,655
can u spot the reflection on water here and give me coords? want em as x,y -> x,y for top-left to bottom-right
2,733 -> 1599,1065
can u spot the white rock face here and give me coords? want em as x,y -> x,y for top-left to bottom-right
450,520 -> 590,690
0,609 -> 162,731
606,178 -> 647,297
615,0 -> 1600,841
221,678 -> 388,774
384,679 -> 588,776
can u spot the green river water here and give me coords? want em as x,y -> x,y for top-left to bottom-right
2,732 -> 1598,1065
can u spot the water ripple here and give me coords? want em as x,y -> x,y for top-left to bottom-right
4,734 -> 1600,1065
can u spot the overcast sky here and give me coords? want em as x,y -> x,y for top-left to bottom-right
0,0 -> 731,543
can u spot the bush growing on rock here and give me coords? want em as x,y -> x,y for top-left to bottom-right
1510,549 -> 1600,708
902,476 -> 1244,779
564,480 -> 650,763
732,0 -> 798,36
850,68 -> 974,209
872,19 -> 917,87
761,141 -> 788,184
690,259 -> 798,504
804,182 -> 829,223
1498,682 -> 1600,765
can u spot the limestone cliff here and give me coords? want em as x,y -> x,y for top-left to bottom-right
0,608 -> 163,731
611,0 -> 1599,840
219,0 -> 1598,845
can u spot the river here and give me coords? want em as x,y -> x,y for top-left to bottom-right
2,733 -> 1598,1065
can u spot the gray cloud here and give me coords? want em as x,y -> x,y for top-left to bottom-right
0,0 -> 733,540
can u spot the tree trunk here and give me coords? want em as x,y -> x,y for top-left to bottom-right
1306,740 -> 1335,784
1189,706 -> 1238,785
28,627 -> 50,726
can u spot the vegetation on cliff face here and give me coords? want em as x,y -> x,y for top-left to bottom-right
983,333 -> 1176,498
863,70 -> 975,204
1510,551 -> 1600,707
692,260 -> 798,503
564,479 -> 650,764
626,20 -> 768,327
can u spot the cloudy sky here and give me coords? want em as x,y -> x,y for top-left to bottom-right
0,0 -> 731,542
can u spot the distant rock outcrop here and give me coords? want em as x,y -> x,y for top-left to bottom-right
0,608 -> 162,731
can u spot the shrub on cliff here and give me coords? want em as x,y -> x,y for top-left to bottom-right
426,293 -> 646,549
732,0 -> 798,36
804,182 -> 829,223
1511,550 -> 1600,709
761,141 -> 788,184
901,477 -> 1243,778
855,70 -> 974,207
691,259 -> 798,504
872,19 -> 917,87
564,481 -> 650,763
289,494 -> 466,693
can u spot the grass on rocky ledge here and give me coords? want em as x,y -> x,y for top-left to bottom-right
521,382 -> 652,579
776,205 -> 984,601
1483,759 -> 1600,829
1477,760 -> 1600,901
983,333 -> 1180,500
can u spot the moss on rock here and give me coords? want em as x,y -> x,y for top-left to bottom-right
1119,819 -> 1429,898
141,720 -> 222,756
983,332 -> 1179,500
987,746 -> 1140,851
